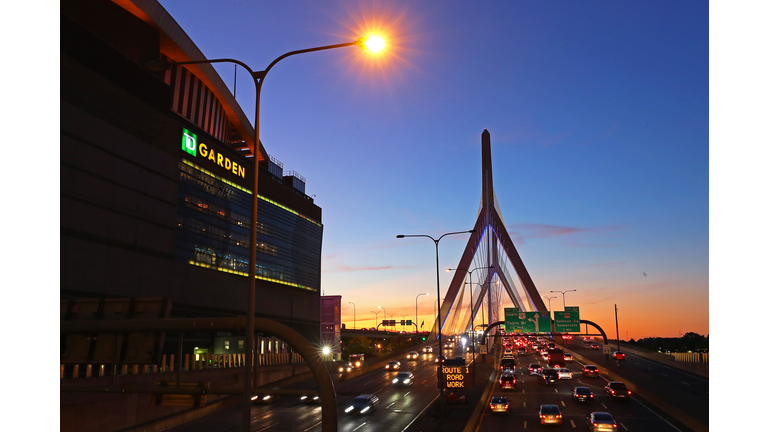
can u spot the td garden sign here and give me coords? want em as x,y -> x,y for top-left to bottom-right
182,128 -> 247,179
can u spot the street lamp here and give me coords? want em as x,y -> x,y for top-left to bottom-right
550,290 -> 577,310
447,266 -> 493,387
371,310 -> 381,328
153,35 -> 385,431
379,306 -> 387,327
415,292 -> 428,332
542,296 -> 557,312
396,229 -> 475,397
348,302 -> 356,330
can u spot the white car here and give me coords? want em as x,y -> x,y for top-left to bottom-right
564,353 -> 574,362
556,368 -> 573,379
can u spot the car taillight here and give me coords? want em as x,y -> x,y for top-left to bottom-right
539,415 -> 545,419
594,423 -> 599,427
589,394 -> 593,397
556,414 -> 562,418
628,390 -> 632,395
504,404 -> 509,409
612,424 -> 618,428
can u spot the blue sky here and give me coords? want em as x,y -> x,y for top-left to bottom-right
155,0 -> 711,338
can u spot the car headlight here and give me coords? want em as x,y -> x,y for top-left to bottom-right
263,395 -> 271,400
403,379 -> 411,383
393,379 -> 398,383
360,406 -> 370,413
345,406 -> 354,413
301,396 -> 307,400
339,368 -> 344,372
251,396 -> 258,401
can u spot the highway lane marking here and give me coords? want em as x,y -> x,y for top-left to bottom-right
570,420 -> 576,428
631,395 -> 684,432
256,423 -> 280,432
352,422 -> 367,431
365,380 -> 374,385
404,391 -> 411,396
522,389 -> 525,393
662,374 -> 668,377
401,393 -> 440,432
601,403 -> 607,409
561,400 -> 566,406
387,402 -> 396,408
302,421 -> 320,431
681,381 -> 689,385
523,402 -> 526,408
620,422 -> 628,430
524,420 -> 527,428
421,380 -> 427,384
554,389 -> 558,393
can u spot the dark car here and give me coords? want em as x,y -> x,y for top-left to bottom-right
517,348 -> 527,356
537,368 -> 559,385
582,365 -> 600,378
538,404 -> 563,425
435,355 -> 446,363
489,396 -> 510,413
392,371 -> 415,387
500,357 -> 516,371
590,343 -> 600,350
345,394 -> 379,415
604,381 -> 632,400
385,360 -> 401,370
571,386 -> 594,403
300,394 -> 320,404
499,372 -> 517,390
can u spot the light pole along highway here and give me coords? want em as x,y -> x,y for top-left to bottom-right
157,35 -> 385,432
396,230 -> 474,401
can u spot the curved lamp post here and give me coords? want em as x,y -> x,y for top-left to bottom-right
156,35 -> 385,432
415,292 -> 428,332
542,296 -> 557,312
396,230 -> 475,398
550,290 -> 577,310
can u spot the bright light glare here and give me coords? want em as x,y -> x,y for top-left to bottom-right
364,35 -> 385,52
321,346 -> 331,355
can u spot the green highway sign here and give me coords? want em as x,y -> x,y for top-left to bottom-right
504,308 -> 552,333
553,306 -> 580,332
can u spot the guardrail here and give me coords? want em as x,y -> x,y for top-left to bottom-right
61,352 -> 304,379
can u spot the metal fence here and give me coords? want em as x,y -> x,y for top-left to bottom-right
666,352 -> 708,363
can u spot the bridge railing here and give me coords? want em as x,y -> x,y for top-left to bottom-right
61,352 -> 304,379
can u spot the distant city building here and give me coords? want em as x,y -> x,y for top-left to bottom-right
320,296 -> 342,360
61,0 -> 324,357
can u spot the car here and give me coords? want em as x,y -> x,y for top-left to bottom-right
338,363 -> 354,373
300,394 -> 321,404
499,372 -> 517,390
406,351 -> 419,360
537,368 -> 559,385
611,351 -> 625,360
604,381 -> 632,400
435,355 -> 446,363
564,353 -> 574,362
392,371 -> 415,387
587,412 -> 619,431
345,394 -> 379,415
571,387 -> 595,403
582,365 -> 600,378
385,360 -> 401,370
503,348 -> 514,356
499,357 -> 516,371
538,404 -> 563,425
590,343 -> 600,350
556,368 -> 573,379
489,396 -> 510,413
444,342 -> 455,349
528,363 -> 542,375
517,348 -> 527,356
251,387 -> 279,404
541,353 -> 549,362
465,345 -> 475,353
423,345 -> 434,353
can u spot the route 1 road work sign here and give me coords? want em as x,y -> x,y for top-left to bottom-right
442,366 -> 469,389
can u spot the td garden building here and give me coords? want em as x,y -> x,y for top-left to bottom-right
61,0 -> 324,348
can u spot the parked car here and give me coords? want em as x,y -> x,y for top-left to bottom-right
538,404 -> 563,425
571,387 -> 594,403
385,360 -> 401,370
345,394 -> 379,415
604,381 -> 632,400
489,396 -> 510,413
392,371 -> 415,387
582,365 -> 600,378
587,412 -> 618,431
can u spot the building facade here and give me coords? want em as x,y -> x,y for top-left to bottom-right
61,0 -> 324,358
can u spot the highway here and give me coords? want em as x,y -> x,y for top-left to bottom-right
168,346 -> 472,432
473,341 -> 699,432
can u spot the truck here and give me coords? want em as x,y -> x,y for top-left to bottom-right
348,354 -> 365,368
546,348 -> 565,368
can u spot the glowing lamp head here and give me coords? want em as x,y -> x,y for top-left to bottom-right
321,346 -> 331,356
363,35 -> 385,52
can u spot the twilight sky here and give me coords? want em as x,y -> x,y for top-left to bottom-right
156,0 -> 709,339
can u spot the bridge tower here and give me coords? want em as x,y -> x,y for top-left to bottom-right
430,129 -> 547,341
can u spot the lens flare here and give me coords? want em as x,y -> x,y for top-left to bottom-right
364,35 -> 385,52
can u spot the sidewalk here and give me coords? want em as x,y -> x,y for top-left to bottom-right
404,353 -> 497,432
